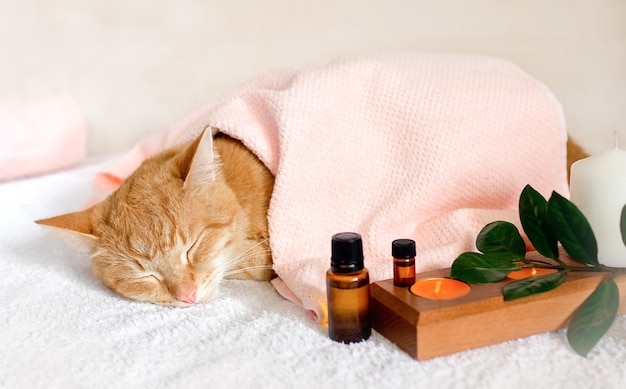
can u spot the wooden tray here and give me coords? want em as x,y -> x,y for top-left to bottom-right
371,268 -> 626,361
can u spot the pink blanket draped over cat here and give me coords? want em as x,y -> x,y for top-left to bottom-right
90,53 -> 569,323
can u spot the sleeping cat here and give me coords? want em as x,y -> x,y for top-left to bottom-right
37,126 -> 585,307
37,129 -> 274,306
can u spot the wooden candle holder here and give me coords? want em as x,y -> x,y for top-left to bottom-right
371,268 -> 626,361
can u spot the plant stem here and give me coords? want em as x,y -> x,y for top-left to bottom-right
524,261 -> 626,275
595,264 -> 626,275
524,260 -> 559,269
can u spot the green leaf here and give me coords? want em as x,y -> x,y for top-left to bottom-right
502,271 -> 565,301
547,191 -> 598,265
476,221 -> 526,260
519,185 -> 559,259
567,279 -> 619,357
620,204 -> 626,247
451,252 -> 522,284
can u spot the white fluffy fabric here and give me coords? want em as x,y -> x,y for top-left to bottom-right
2,159 -> 625,388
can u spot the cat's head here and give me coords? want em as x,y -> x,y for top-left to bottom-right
37,130 -> 253,307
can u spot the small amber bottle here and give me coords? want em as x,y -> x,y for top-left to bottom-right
326,232 -> 371,343
392,239 -> 416,286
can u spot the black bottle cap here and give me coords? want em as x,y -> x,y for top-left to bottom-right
331,232 -> 364,273
392,239 -> 416,259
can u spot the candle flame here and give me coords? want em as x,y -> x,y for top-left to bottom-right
434,280 -> 442,294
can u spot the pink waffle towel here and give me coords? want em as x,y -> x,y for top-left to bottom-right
90,53 -> 569,322
0,94 -> 87,181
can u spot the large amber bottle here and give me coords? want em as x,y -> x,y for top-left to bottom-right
326,232 -> 371,343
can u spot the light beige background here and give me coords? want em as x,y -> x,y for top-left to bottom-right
1,0 -> 624,155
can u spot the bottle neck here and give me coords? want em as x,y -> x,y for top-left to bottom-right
331,262 -> 364,273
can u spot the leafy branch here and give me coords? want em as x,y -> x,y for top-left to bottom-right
450,184 -> 626,357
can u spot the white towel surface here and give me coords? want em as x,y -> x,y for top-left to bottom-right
2,159 -> 626,388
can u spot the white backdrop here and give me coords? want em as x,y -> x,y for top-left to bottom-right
1,0 -> 624,155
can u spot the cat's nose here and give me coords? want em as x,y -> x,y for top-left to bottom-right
175,288 -> 197,304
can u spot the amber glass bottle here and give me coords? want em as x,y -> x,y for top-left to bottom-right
392,239 -> 416,286
326,232 -> 371,343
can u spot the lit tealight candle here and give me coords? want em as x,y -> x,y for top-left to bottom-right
570,142 -> 626,267
506,267 -> 557,280
409,278 -> 471,300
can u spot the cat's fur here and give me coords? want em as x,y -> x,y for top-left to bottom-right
37,128 -> 585,306
37,130 -> 274,306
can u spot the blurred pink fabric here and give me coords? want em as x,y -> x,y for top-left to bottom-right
89,53 -> 569,322
0,94 -> 87,181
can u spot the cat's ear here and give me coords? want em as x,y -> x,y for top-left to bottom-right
35,207 -> 96,239
183,127 -> 219,189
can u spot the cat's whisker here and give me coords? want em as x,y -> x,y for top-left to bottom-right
231,247 -> 272,260
223,264 -> 274,277
222,244 -> 271,266
237,238 -> 270,257
223,250 -> 272,269
218,242 -> 273,278
223,260 -> 271,274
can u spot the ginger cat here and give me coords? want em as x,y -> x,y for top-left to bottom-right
37,127 -> 586,307
37,130 -> 274,306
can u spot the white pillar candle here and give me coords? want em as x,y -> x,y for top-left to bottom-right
570,146 -> 626,267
